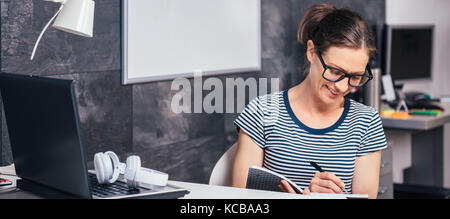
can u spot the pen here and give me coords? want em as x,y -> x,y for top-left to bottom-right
309,161 -> 347,194
309,161 -> 323,172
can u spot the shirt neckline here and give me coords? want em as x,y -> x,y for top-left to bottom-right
283,89 -> 350,134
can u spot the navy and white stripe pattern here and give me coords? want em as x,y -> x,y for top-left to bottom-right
234,90 -> 387,193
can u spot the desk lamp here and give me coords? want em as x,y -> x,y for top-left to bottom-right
30,0 -> 95,60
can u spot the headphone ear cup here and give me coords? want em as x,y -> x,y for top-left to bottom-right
124,155 -> 141,188
94,153 -> 106,184
100,153 -> 113,182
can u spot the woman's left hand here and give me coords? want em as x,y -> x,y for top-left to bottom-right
278,180 -> 311,195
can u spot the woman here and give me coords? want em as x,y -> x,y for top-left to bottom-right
231,3 -> 387,199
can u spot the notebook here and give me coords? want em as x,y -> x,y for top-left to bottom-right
246,166 -> 369,199
246,166 -> 303,194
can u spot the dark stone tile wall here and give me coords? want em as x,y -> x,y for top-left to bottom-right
261,0 -> 301,90
1,0 -> 124,166
0,0 -> 385,184
1,0 -> 120,75
50,71 -> 133,157
137,134 -> 228,183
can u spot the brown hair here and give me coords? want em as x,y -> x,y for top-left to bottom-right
298,4 -> 375,74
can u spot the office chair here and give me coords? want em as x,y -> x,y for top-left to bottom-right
208,142 -> 237,186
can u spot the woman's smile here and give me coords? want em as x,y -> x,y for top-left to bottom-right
325,84 -> 339,98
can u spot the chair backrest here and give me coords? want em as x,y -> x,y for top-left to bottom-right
208,142 -> 238,186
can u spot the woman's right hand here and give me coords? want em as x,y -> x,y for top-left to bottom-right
278,172 -> 345,195
306,172 -> 346,194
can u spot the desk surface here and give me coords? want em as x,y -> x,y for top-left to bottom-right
381,103 -> 450,130
0,168 -> 362,199
169,181 -> 362,199
1,162 -> 368,199
0,176 -> 355,199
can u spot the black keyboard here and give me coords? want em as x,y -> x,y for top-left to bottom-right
88,173 -> 151,198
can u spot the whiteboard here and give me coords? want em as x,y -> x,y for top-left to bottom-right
122,0 -> 261,84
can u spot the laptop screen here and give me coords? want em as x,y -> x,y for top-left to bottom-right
0,73 -> 92,198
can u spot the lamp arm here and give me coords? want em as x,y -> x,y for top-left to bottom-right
44,0 -> 67,3
30,4 -> 64,61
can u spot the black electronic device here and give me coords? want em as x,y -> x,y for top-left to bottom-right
404,92 -> 443,111
386,91 -> 444,111
383,25 -> 433,81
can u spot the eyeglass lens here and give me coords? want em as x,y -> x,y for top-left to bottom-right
323,68 -> 370,87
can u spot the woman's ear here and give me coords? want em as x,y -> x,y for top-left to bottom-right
306,40 -> 315,63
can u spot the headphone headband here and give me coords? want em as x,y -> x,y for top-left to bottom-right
104,151 -> 121,183
134,167 -> 169,187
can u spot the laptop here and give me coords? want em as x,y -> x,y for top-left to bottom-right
0,73 -> 189,199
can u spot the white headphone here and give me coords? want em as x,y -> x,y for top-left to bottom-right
93,151 -> 168,188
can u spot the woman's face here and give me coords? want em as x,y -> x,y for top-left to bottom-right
307,44 -> 369,106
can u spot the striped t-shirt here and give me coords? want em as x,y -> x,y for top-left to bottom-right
234,90 -> 387,193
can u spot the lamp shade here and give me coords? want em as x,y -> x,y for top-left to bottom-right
53,0 -> 95,37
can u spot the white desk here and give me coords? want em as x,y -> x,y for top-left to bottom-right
0,177 -> 353,199
168,181 -> 362,199
381,103 -> 450,187
0,165 -> 364,199
381,103 -> 450,130
171,181 -> 306,199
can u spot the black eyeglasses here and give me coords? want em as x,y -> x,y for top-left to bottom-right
315,49 -> 373,87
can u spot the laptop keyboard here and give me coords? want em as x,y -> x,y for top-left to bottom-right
88,173 -> 151,198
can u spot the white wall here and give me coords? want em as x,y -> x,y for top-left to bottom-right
386,132 -> 411,184
386,0 -> 450,187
